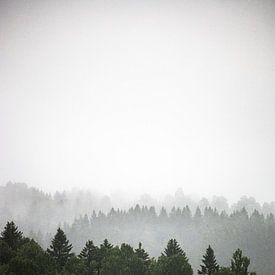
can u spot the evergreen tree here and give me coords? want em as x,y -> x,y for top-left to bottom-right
135,242 -> 150,264
79,240 -> 99,274
231,249 -> 250,275
155,255 -> 193,275
198,245 -> 219,274
215,267 -> 234,275
0,240 -> 13,264
47,227 -> 73,271
162,239 -> 185,257
10,239 -> 57,275
92,239 -> 114,274
101,238 -> 113,250
0,221 -> 23,250
64,255 -> 86,274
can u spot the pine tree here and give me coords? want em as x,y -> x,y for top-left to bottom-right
198,245 -> 219,274
231,249 -> 250,275
79,240 -> 99,274
47,227 -> 73,271
0,221 -> 23,250
162,239 -> 185,257
135,242 -> 150,264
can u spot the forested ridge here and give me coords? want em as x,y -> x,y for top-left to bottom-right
0,183 -> 274,274
0,221 -> 257,274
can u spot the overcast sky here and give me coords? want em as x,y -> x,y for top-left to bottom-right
0,0 -> 274,203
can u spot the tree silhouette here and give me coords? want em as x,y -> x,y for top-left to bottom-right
162,239 -> 185,257
231,249 -> 250,275
79,240 -> 100,274
0,221 -> 23,250
47,227 -> 73,271
101,238 -> 113,250
135,242 -> 150,264
198,245 -> 219,274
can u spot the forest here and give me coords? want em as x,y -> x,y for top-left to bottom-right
0,183 -> 274,274
0,221 -> 257,275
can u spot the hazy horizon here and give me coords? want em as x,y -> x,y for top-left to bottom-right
1,0 -> 274,203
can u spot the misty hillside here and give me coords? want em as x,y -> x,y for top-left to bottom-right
0,182 -> 274,274
1,0 -> 274,274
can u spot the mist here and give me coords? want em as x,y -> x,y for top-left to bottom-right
0,1 -> 275,274
1,0 -> 274,203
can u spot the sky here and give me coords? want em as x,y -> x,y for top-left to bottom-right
0,0 -> 274,203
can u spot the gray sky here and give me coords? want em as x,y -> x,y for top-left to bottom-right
0,0 -> 274,203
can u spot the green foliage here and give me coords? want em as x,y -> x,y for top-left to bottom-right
8,255 -> 40,275
154,255 -> 193,275
79,240 -> 100,274
135,242 -> 150,265
0,221 -> 259,275
63,255 -> 86,275
4,239 -> 56,275
0,240 -> 14,264
47,227 -> 73,271
101,244 -> 148,275
155,239 -> 193,275
198,245 -> 219,274
231,249 -> 250,275
17,240 -> 56,274
0,222 -> 57,275
101,238 -> 113,250
0,221 -> 23,250
215,267 -> 234,275
162,239 -> 185,257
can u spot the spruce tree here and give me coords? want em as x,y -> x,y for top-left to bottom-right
135,242 -> 150,264
198,245 -> 219,274
158,239 -> 193,275
0,221 -> 23,250
79,240 -> 99,274
101,238 -> 113,250
162,239 -> 185,257
47,227 -> 73,271
95,239 -> 113,274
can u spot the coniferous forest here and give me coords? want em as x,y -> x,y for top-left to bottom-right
0,221 -> 257,275
0,183 -> 274,274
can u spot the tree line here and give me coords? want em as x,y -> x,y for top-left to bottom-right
1,182 -> 274,237
59,205 -> 274,274
0,221 -> 256,275
1,183 -> 275,274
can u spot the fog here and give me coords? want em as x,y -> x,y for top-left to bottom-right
0,182 -> 275,274
1,0 -> 274,203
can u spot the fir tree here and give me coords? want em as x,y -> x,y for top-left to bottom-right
135,242 -> 150,264
101,238 -> 113,250
79,240 -> 99,274
162,239 -> 185,257
0,221 -> 23,250
47,227 -> 73,271
198,245 -> 219,274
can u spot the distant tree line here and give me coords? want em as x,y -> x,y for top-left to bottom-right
59,205 -> 274,275
0,221 -> 257,275
1,182 -> 274,236
0,183 -> 275,274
